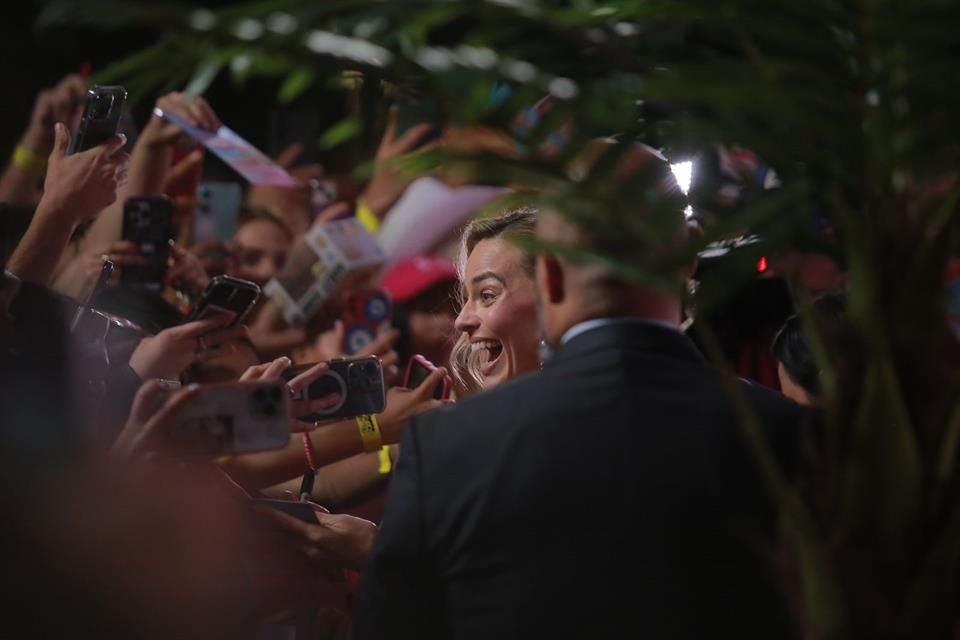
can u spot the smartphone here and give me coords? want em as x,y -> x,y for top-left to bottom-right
404,355 -> 452,400
171,381 -> 290,459
283,356 -> 386,422
194,181 -> 242,244
251,498 -> 320,524
342,289 -> 392,355
121,196 -> 174,290
187,275 -> 261,326
268,108 -> 320,165
68,85 -> 127,154
394,86 -> 442,145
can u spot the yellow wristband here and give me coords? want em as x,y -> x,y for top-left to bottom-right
12,145 -> 47,172
377,445 -> 393,475
355,198 -> 381,234
356,414 -> 383,453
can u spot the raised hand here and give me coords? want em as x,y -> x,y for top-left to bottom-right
360,107 -> 438,220
241,357 -> 344,432
129,315 -> 246,381
377,366 -> 450,443
42,122 -> 127,222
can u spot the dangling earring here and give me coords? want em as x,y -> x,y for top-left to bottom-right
538,339 -> 551,369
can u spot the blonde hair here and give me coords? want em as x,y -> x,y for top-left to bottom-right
450,207 -> 538,395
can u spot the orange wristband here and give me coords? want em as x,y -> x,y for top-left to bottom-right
302,432 -> 319,471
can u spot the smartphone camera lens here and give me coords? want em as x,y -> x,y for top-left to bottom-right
90,95 -> 113,120
252,387 -> 279,418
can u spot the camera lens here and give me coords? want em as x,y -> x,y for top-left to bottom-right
89,95 -> 113,120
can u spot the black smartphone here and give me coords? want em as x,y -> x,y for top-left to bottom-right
121,196 -> 174,290
187,275 -> 261,326
251,498 -> 320,524
394,86 -> 442,145
69,85 -> 127,154
283,356 -> 386,422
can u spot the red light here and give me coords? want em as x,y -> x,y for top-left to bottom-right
756,256 -> 768,273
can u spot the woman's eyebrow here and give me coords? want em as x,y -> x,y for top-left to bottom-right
470,271 -> 506,286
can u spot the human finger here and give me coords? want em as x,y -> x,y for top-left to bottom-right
98,133 -> 128,159
288,361 -> 331,394
163,149 -> 204,189
356,328 -> 400,359
250,356 -> 293,381
188,96 -> 221,130
198,323 -> 247,350
293,393 -> 343,417
274,143 -> 303,169
170,314 -> 233,340
393,123 -> 436,155
413,367 -> 449,400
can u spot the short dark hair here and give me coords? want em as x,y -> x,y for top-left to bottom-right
772,294 -> 847,397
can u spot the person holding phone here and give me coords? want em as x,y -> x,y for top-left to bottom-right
0,73 -> 87,206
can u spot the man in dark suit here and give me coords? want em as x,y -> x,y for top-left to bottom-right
353,144 -> 805,639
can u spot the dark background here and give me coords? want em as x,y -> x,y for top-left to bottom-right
0,1 -> 355,176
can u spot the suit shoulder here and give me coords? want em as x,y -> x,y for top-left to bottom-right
409,372 -> 549,452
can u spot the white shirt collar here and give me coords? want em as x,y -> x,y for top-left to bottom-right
560,317 -> 681,345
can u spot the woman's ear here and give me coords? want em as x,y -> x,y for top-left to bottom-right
536,254 -> 565,305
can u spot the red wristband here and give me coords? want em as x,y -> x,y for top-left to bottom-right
301,432 -> 319,472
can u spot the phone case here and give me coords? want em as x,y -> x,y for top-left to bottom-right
194,182 -> 242,243
172,381 -> 290,458
69,85 -> 127,154
187,275 -> 261,326
342,289 -> 392,355
404,354 -> 452,400
251,499 -> 320,524
283,356 -> 386,421
121,196 -> 174,290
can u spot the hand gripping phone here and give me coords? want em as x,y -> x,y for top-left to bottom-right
341,289 -> 392,355
171,381 -> 290,459
251,498 -> 321,524
404,354 -> 452,400
69,85 -> 127,154
186,275 -> 261,327
121,196 -> 174,290
283,356 -> 386,422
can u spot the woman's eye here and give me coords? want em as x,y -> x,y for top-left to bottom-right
480,290 -> 498,304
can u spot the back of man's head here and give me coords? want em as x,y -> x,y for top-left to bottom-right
535,140 -> 693,344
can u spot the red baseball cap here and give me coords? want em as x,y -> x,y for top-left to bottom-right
379,256 -> 459,304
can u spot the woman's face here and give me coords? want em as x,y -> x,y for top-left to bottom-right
233,220 -> 291,286
454,237 -> 540,389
